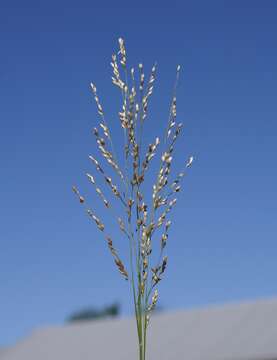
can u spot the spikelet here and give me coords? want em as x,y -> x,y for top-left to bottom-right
138,63 -> 144,93
86,173 -> 109,208
119,103 -> 129,129
152,120 -> 184,205
166,65 -> 181,140
72,186 -> 85,203
107,236 -> 117,257
161,233 -> 168,249
141,221 -> 154,258
90,84 -> 109,135
186,156 -> 194,168
152,160 -> 170,200
165,156 -> 193,196
167,97 -> 177,138
140,256 -> 149,295
118,217 -> 126,233
105,176 -> 119,196
148,290 -> 158,312
170,171 -> 185,191
88,155 -> 125,206
107,237 -> 128,280
99,123 -> 110,139
111,54 -> 125,90
114,258 -> 129,280
154,195 -> 167,210
118,38 -> 127,67
87,209 -> 105,231
89,155 -> 104,174
159,256 -> 168,275
142,63 -> 157,122
139,265 -> 146,283
142,137 -> 160,173
129,68 -> 136,106
165,220 -> 171,231
156,199 -> 176,229
159,220 -> 172,251
86,173 -> 95,184
92,127 -> 124,180
172,122 -> 183,143
152,272 -> 161,286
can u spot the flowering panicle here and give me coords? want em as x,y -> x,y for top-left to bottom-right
72,38 -> 193,360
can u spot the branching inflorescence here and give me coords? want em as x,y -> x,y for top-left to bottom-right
73,38 -> 193,360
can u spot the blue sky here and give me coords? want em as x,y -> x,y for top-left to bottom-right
1,0 -> 277,347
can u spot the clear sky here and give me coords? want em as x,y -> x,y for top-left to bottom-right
1,0 -> 277,347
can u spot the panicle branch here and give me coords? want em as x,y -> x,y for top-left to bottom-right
107,236 -> 129,280
89,155 -> 126,207
86,173 -> 110,208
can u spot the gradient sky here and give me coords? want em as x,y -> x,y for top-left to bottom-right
1,0 -> 277,347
